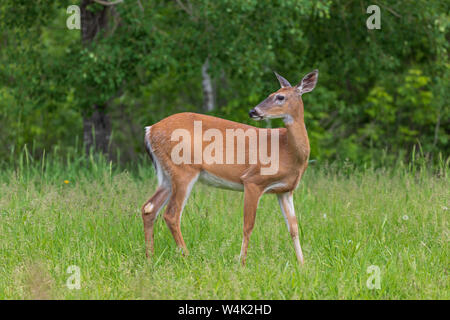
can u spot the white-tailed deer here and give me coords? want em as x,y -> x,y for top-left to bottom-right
142,70 -> 318,265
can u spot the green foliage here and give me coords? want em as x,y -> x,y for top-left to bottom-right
0,0 -> 448,164
356,68 -> 446,163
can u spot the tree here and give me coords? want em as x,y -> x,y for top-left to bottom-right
79,0 -> 120,155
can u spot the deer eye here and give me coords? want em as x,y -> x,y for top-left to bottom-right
276,95 -> 285,101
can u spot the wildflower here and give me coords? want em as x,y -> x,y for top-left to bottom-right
64,180 -> 70,184
402,215 -> 409,221
442,206 -> 448,211
323,213 -> 327,219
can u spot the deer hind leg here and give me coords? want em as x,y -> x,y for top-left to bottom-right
163,172 -> 199,256
142,186 -> 171,258
277,192 -> 304,265
239,183 -> 263,266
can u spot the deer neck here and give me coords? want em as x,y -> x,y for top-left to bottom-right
284,109 -> 310,163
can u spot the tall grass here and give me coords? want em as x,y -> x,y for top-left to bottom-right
0,149 -> 448,299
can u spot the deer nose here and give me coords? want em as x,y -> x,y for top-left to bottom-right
249,109 -> 258,118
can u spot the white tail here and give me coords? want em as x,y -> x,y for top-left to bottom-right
142,70 -> 318,265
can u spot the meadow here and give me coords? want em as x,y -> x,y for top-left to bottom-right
0,153 -> 448,299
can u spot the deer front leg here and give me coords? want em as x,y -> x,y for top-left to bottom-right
240,183 -> 263,266
277,192 -> 304,265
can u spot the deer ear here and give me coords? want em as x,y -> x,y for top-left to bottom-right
296,69 -> 318,95
274,71 -> 292,88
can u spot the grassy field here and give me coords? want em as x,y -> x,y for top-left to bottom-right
0,154 -> 448,299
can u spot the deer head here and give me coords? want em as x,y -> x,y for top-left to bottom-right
249,70 -> 318,124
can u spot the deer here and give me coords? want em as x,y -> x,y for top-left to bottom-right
141,69 -> 318,265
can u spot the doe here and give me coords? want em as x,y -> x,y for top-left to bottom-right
142,70 -> 318,265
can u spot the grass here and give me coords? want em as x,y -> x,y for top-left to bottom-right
0,152 -> 448,299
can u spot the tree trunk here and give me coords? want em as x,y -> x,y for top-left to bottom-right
202,58 -> 215,111
80,0 -> 111,45
80,0 -> 114,155
83,104 -> 111,155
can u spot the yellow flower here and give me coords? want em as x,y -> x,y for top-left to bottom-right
64,180 -> 70,184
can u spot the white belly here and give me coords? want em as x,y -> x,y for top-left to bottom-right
198,171 -> 244,191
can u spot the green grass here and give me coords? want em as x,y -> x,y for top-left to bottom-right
0,154 -> 448,299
